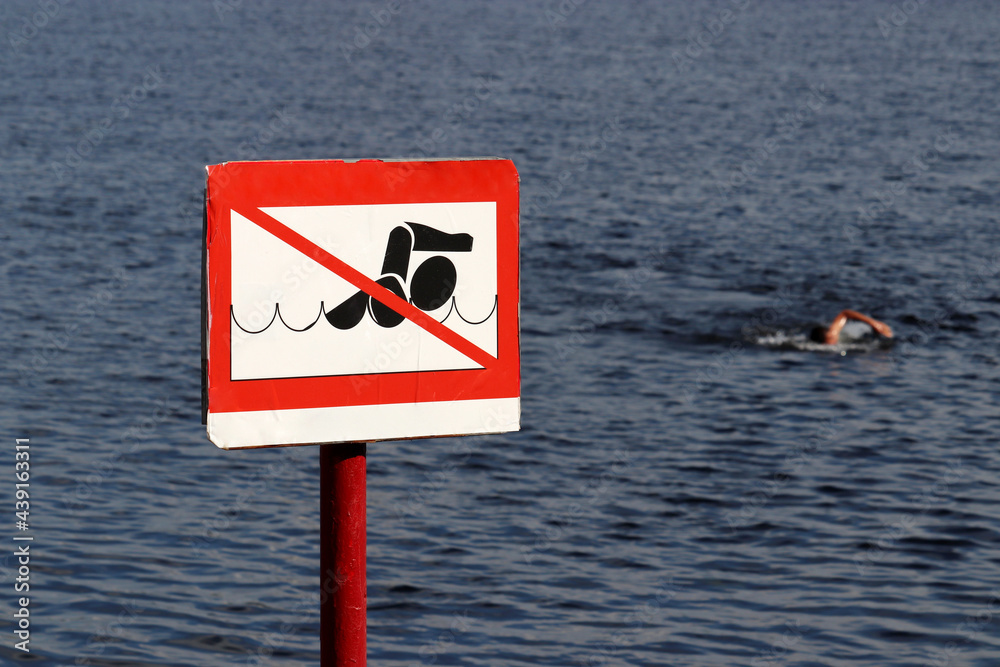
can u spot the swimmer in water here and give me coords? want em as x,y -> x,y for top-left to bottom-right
809,310 -> 893,345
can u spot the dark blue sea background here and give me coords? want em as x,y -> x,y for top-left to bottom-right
2,1 -> 999,664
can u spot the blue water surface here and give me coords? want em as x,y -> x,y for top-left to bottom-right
1,1 -> 999,665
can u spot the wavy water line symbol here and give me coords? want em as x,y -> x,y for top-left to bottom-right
231,295 -> 498,334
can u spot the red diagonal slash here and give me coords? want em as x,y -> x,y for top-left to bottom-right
238,207 -> 497,370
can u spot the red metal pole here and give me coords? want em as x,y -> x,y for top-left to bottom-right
320,442 -> 367,666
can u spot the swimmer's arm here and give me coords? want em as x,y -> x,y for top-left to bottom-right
824,312 -> 848,344
827,310 -> 893,344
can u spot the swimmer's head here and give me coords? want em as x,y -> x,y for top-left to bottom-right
809,326 -> 828,344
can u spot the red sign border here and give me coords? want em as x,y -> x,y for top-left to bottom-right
204,158 -> 520,416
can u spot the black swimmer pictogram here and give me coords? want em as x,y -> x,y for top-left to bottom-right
326,222 -> 473,329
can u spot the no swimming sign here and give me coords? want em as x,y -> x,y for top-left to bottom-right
202,158 -> 520,449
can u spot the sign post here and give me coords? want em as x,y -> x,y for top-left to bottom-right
202,158 -> 520,664
320,442 -> 367,666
